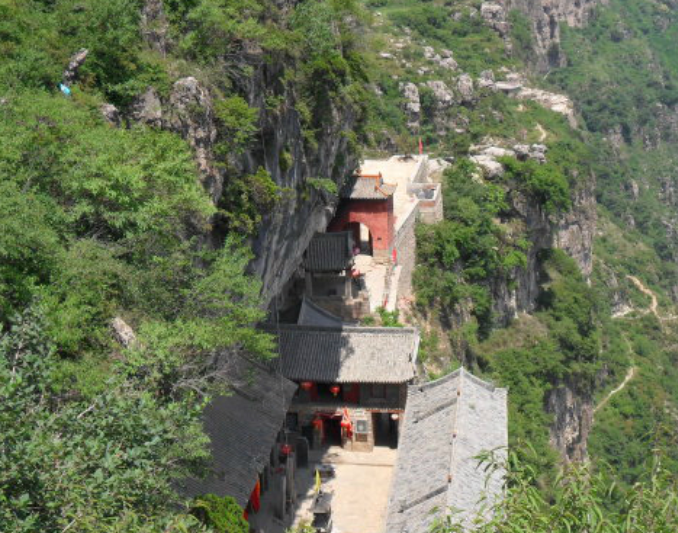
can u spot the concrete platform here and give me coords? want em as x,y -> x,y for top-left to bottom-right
359,156 -> 424,233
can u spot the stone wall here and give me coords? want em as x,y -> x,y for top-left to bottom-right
394,205 -> 419,299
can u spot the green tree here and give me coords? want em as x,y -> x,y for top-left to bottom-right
0,306 -> 210,532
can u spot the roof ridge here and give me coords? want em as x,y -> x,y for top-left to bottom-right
264,323 -> 419,334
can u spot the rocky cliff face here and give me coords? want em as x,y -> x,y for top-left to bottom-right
498,0 -> 605,70
546,380 -> 593,462
489,173 -> 595,327
122,0 -> 362,304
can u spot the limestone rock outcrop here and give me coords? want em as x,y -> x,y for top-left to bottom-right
504,0 -> 607,70
457,73 -> 475,104
141,0 -> 170,54
400,82 -> 421,129
62,48 -> 89,85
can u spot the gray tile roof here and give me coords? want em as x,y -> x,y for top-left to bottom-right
297,297 -> 347,327
386,368 -> 508,533
182,355 -> 297,507
341,175 -> 397,200
269,324 -> 419,384
304,232 -> 354,273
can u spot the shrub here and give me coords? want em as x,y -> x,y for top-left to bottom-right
190,494 -> 248,533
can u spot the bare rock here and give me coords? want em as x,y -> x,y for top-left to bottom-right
131,87 -> 163,127
100,104 -> 121,127
424,80 -> 454,108
530,143 -> 548,163
141,0 -> 170,54
111,317 -> 137,349
62,48 -> 89,85
470,155 -> 504,178
478,70 -> 496,90
513,144 -> 531,160
399,82 -> 421,129
457,73 -> 475,104
482,146 -> 516,158
481,3 -> 509,37
166,77 -> 221,200
517,87 -> 577,127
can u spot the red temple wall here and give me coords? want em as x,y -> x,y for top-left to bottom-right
328,198 -> 394,252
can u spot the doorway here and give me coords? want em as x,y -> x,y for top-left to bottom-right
346,222 -> 373,255
372,412 -> 399,448
323,415 -> 343,446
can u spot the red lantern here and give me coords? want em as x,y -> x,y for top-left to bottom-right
300,381 -> 313,391
281,444 -> 292,456
330,385 -> 341,397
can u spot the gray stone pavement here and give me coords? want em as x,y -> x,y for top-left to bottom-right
249,446 -> 396,533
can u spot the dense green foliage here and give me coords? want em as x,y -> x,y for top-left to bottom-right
0,307 -> 209,532
546,0 -> 678,492
477,251 -> 602,475
190,495 -> 248,533
414,154 -> 574,332
435,452 -> 678,532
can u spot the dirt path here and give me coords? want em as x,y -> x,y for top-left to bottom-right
535,123 -> 547,142
594,366 -> 637,415
627,275 -> 659,318
625,275 -> 678,322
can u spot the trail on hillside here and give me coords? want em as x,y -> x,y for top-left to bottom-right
535,123 -> 547,142
626,275 -> 678,322
594,365 -> 637,415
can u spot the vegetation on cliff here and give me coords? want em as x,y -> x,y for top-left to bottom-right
0,0 -> 369,529
4,0 -> 678,529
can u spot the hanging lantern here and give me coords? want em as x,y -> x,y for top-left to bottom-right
280,444 -> 292,456
330,385 -> 341,397
340,419 -> 351,429
300,381 -> 313,391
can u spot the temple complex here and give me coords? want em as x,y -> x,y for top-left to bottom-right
188,156 -> 506,533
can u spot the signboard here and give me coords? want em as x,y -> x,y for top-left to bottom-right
356,419 -> 368,434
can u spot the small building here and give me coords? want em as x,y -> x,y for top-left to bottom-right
270,324 -> 419,452
303,232 -> 369,320
182,355 -> 298,517
328,173 -> 397,262
385,368 -> 508,533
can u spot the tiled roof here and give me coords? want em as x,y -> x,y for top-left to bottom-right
386,368 -> 508,533
304,232 -> 354,273
297,297 -> 347,327
340,175 -> 397,200
182,356 -> 297,507
269,324 -> 419,384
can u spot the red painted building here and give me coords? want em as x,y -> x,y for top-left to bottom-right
328,173 -> 397,261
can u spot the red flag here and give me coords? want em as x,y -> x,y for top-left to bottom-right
418,137 -> 424,155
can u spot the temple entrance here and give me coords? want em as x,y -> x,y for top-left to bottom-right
323,415 -> 343,446
345,222 -> 373,256
372,412 -> 399,448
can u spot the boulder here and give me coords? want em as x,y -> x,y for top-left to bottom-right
399,82 -> 421,129
425,80 -> 455,108
62,48 -> 89,85
478,70 -> 496,90
100,104 -> 121,127
131,87 -> 163,127
471,155 -> 504,178
457,73 -> 475,104
111,317 -> 137,349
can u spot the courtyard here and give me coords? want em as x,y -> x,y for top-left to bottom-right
291,446 -> 397,533
249,445 -> 397,533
